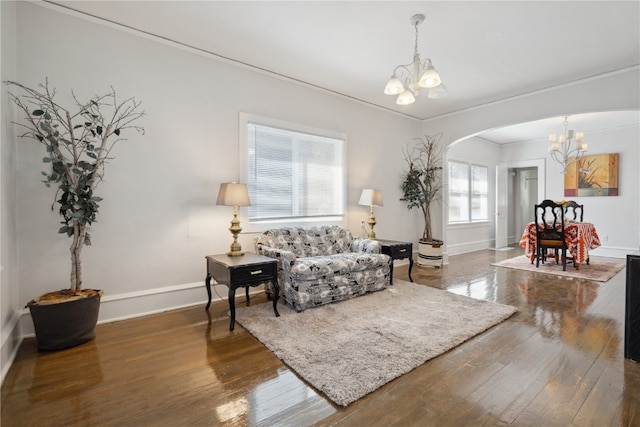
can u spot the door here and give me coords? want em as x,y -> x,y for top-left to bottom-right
495,164 -> 508,248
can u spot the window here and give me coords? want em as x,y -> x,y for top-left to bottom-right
242,114 -> 346,221
448,161 -> 488,223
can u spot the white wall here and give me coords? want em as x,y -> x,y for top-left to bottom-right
6,3 -> 422,344
1,0 -> 21,384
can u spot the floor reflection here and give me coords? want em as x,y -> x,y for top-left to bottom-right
519,278 -> 618,358
28,340 -> 104,422
205,308 -> 330,425
29,341 -> 104,402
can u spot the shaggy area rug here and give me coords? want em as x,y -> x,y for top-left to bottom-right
234,280 -> 517,407
492,255 -> 625,282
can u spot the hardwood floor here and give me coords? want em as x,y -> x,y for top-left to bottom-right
2,248 -> 639,426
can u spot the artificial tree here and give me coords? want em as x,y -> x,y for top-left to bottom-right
5,79 -> 144,298
400,132 -> 443,243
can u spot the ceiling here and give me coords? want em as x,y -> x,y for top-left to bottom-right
49,0 -> 640,143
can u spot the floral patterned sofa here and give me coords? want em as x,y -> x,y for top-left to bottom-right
254,225 -> 391,311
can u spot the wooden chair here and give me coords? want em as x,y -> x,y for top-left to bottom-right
564,200 -> 584,222
535,199 -> 569,271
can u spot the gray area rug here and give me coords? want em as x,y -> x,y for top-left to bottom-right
235,280 -> 517,407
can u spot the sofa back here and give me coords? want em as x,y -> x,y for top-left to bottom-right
256,225 -> 354,257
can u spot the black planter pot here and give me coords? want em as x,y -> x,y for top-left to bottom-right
27,290 -> 102,351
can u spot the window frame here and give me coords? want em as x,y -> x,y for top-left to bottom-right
447,159 -> 489,225
239,112 -> 347,227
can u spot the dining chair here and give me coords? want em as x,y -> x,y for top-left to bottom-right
534,199 -> 569,271
564,200 -> 584,222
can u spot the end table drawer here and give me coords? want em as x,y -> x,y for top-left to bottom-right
232,263 -> 276,283
387,245 -> 411,259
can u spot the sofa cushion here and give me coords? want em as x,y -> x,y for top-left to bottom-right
289,253 -> 389,280
257,225 -> 353,257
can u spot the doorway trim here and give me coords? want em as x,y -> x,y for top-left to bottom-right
494,158 -> 546,248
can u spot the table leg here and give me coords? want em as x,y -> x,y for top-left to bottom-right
272,280 -> 280,318
408,257 -> 414,282
246,286 -> 250,302
205,274 -> 212,311
228,286 -> 237,331
389,261 -> 395,285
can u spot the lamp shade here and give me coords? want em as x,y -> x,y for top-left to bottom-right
427,83 -> 448,99
216,183 -> 250,207
384,77 -> 405,95
358,189 -> 383,207
418,65 -> 442,88
396,90 -> 415,105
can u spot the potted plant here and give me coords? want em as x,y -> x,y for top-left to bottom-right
400,132 -> 444,268
5,79 -> 144,350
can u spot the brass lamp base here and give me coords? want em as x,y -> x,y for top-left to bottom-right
367,206 -> 377,239
227,207 -> 244,257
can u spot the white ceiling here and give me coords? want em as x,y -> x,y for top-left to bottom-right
50,0 -> 640,142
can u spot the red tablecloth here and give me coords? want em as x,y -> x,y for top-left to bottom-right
519,222 -> 601,266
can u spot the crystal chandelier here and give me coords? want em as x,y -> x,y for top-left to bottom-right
548,116 -> 587,174
384,14 -> 447,105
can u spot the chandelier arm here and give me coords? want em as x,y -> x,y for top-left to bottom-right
384,14 -> 445,102
550,142 -> 586,173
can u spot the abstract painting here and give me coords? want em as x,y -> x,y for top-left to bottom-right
564,153 -> 619,197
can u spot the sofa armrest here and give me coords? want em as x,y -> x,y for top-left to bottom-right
255,244 -> 298,265
351,237 -> 381,254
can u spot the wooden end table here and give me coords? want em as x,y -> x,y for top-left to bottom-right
378,239 -> 413,284
205,253 -> 280,330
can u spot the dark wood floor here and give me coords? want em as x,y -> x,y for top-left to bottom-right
2,248 -> 639,426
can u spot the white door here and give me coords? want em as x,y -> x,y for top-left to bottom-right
495,164 -> 509,248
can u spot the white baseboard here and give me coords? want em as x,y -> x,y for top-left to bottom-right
3,280 -> 256,386
1,311 -> 23,385
447,239 -> 493,256
589,246 -> 637,259
17,281 -> 254,337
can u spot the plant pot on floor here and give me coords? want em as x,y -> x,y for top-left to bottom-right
27,289 -> 103,351
417,240 -> 443,268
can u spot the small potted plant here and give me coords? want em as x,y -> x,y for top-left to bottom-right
5,79 -> 144,350
400,132 -> 444,268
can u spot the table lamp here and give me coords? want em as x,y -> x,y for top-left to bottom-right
358,188 -> 383,239
216,182 -> 251,256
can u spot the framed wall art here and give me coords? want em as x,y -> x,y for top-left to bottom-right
564,153 -> 619,197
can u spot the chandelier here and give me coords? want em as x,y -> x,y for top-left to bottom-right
548,116 -> 587,174
384,14 -> 446,105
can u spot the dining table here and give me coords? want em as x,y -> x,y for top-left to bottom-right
519,221 -> 601,270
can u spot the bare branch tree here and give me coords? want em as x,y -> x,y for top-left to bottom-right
4,79 -> 145,292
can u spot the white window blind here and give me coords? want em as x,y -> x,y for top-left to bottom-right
448,161 -> 488,223
246,122 -> 345,221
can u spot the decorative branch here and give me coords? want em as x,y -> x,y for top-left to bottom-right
4,79 -> 145,292
400,132 -> 443,242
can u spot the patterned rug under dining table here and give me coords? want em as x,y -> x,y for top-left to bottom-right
519,221 -> 601,269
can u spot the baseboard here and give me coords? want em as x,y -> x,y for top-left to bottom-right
5,280 -> 257,386
17,281 -> 255,337
1,311 -> 23,385
589,246 -> 637,259
447,239 -> 493,256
